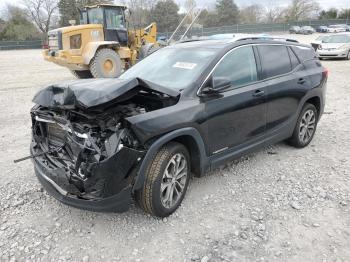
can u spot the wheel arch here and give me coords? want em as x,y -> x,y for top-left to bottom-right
305,96 -> 321,119
132,127 -> 209,192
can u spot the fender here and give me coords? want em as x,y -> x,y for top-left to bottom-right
132,127 -> 209,192
82,41 -> 120,65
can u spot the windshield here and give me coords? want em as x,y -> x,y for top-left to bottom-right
120,47 -> 217,89
105,8 -> 125,29
323,35 -> 350,43
88,8 -> 104,24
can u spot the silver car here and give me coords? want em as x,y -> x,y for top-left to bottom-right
317,33 -> 350,60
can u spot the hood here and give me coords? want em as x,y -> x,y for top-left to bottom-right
32,78 -> 180,110
320,43 -> 347,49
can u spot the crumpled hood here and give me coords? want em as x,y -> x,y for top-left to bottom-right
32,78 -> 180,110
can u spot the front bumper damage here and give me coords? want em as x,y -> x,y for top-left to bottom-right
31,140 -> 145,212
29,78 -> 179,212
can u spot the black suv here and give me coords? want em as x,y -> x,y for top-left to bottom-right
30,38 -> 327,217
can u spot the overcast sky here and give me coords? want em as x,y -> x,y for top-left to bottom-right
1,0 -> 349,13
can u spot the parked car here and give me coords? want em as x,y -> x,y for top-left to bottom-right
311,35 -> 330,51
300,26 -> 315,34
327,24 -> 347,33
317,33 -> 350,60
289,26 -> 302,34
316,26 -> 328,33
30,38 -> 327,217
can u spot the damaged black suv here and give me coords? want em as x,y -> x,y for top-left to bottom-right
31,38 -> 327,217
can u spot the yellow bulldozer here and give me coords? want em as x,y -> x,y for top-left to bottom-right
43,4 -> 158,78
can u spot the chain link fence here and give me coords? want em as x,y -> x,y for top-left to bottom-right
158,19 -> 350,40
0,19 -> 349,50
0,40 -> 44,50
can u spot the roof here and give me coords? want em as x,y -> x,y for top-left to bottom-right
84,4 -> 127,9
171,34 -> 300,49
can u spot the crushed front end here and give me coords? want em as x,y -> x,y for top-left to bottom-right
30,104 -> 146,212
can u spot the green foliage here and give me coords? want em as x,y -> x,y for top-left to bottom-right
319,8 -> 338,19
0,5 -> 41,40
151,0 -> 180,32
216,0 -> 239,26
338,9 -> 350,19
58,0 -> 114,26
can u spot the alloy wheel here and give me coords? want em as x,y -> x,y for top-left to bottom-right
160,153 -> 188,209
299,109 -> 316,144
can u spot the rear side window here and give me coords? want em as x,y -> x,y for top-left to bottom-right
291,46 -> 316,62
213,46 -> 258,87
288,47 -> 300,69
258,45 -> 292,78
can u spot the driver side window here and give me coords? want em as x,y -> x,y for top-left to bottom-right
213,46 -> 258,88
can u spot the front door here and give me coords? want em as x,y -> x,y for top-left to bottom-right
203,46 -> 268,155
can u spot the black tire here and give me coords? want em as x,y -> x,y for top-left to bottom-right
288,103 -> 318,148
138,43 -> 160,60
345,51 -> 350,60
69,70 -> 93,79
90,48 -> 122,78
135,142 -> 190,217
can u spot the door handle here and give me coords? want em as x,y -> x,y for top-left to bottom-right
252,90 -> 265,97
297,78 -> 306,84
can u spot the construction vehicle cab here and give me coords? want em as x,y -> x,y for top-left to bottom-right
43,4 -> 157,79
80,4 -> 128,46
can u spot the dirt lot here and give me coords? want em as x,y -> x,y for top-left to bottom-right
0,34 -> 349,262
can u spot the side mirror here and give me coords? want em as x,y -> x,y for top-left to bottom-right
202,77 -> 231,94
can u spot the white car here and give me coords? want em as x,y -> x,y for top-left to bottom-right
327,25 -> 347,33
317,33 -> 350,60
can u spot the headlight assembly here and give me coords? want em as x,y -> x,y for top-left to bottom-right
70,34 -> 82,49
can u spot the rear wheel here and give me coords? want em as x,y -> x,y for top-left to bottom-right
69,70 -> 93,79
136,142 -> 190,217
288,103 -> 318,148
90,48 -> 122,78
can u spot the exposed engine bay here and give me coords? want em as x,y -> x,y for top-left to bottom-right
30,80 -> 179,199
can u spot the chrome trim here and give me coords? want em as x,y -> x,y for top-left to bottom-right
213,147 -> 228,154
40,171 -> 68,196
35,116 -> 55,123
196,43 -> 312,96
35,116 -> 88,139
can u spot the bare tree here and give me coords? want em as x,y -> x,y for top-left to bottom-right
23,0 -> 58,34
264,6 -> 286,22
284,0 -> 320,21
240,4 -> 264,24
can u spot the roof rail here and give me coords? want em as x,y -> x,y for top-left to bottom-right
235,36 -> 299,43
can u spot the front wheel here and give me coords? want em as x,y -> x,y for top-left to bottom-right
90,48 -> 122,78
288,103 -> 318,148
136,142 -> 190,217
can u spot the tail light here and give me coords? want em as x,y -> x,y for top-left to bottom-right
323,68 -> 329,78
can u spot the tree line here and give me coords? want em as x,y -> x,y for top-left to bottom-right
0,0 -> 350,41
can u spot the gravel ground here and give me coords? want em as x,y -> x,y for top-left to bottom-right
0,34 -> 349,262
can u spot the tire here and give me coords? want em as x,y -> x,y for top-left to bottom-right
69,70 -> 93,79
288,103 -> 318,148
136,142 -> 190,217
138,43 -> 160,60
90,48 -> 122,78
346,51 -> 350,60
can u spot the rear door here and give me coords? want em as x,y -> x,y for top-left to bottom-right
257,44 -> 308,135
